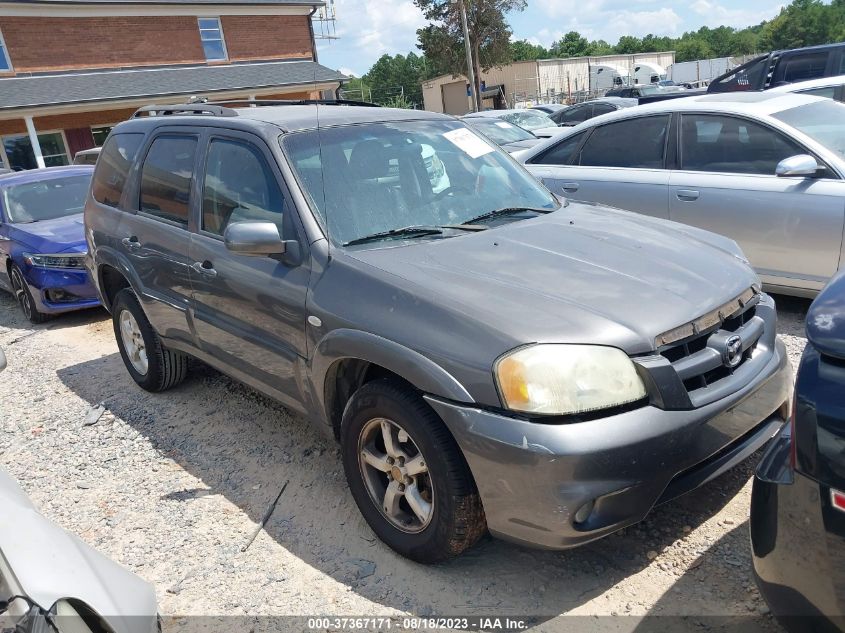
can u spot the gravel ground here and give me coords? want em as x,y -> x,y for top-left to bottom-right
0,291 -> 811,631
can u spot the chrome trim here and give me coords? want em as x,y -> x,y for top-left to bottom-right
655,286 -> 760,347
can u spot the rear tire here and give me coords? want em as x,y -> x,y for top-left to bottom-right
341,379 -> 486,563
112,288 -> 188,392
10,265 -> 49,324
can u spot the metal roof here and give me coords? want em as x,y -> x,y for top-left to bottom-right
0,61 -> 346,111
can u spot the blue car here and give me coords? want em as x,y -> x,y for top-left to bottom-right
752,269 -> 845,631
0,166 -> 99,323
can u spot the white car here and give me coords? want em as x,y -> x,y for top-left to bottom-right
767,74 -> 845,101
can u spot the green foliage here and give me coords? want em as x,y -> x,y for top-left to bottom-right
342,52 -> 430,108
510,39 -> 550,60
413,0 -> 528,107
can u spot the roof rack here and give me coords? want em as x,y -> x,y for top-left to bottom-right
207,98 -> 381,108
132,104 -> 238,118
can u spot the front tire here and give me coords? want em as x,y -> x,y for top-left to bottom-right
10,265 -> 49,324
112,288 -> 188,392
341,379 -> 486,563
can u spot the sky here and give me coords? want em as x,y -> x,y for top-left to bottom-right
315,0 -> 785,77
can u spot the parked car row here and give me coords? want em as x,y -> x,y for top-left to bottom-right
0,91 -> 843,629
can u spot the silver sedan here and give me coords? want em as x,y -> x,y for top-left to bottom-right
519,92 -> 845,297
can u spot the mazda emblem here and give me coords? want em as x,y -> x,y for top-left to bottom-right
725,335 -> 743,368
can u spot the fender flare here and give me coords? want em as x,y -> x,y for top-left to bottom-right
93,246 -> 145,308
311,328 -> 474,420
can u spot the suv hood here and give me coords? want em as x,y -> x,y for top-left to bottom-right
8,214 -> 86,253
350,202 -> 756,354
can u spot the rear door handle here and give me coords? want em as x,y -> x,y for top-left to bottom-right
121,236 -> 141,251
190,261 -> 218,278
676,189 -> 700,201
561,182 -> 580,193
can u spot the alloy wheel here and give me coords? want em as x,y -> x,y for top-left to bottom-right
358,417 -> 435,533
119,309 -> 149,375
10,268 -> 32,321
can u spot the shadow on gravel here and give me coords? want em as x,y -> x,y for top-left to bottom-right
58,350 -> 756,623
0,293 -> 107,335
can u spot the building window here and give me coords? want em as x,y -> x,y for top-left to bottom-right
91,125 -> 113,147
1,132 -> 69,170
198,17 -> 227,61
0,27 -> 12,72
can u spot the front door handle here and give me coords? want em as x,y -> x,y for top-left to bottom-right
676,189 -> 700,201
561,182 -> 580,193
121,236 -> 141,251
191,261 -> 218,278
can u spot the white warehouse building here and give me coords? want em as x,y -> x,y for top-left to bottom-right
421,51 -> 675,115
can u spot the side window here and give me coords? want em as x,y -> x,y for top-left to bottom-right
139,135 -> 197,225
577,116 -> 669,168
780,52 -> 829,83
591,103 -> 616,117
799,86 -> 836,99
680,114 -> 804,175
560,105 -> 590,125
91,133 -> 144,209
532,131 -> 588,165
202,139 -> 285,236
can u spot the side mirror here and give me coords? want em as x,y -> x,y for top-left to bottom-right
776,154 -> 822,177
223,222 -> 287,256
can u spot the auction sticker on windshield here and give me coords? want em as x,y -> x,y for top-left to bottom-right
443,128 -> 495,159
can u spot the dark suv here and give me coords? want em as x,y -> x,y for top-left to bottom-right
85,101 -> 792,563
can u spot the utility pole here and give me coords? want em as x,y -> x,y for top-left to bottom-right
453,0 -> 478,112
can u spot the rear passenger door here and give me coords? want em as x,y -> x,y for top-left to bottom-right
669,113 -> 845,292
189,131 -> 310,409
117,130 -> 200,347
526,114 -> 671,218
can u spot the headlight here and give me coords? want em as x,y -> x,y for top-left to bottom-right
22,252 -> 87,269
495,344 -> 647,416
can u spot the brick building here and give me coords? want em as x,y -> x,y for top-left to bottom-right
0,0 -> 345,170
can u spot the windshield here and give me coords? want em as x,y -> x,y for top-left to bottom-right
464,118 -> 535,144
773,100 -> 845,160
2,174 -> 91,223
282,119 -> 558,246
501,111 -> 555,131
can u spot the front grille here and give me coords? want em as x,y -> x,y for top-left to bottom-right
658,290 -> 764,396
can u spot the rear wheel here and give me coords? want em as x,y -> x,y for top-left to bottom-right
112,288 -> 188,392
341,379 -> 486,563
10,265 -> 48,324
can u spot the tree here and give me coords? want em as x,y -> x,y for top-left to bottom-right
414,0 -> 527,110
550,31 -> 590,58
675,37 -> 713,62
614,35 -> 643,54
760,0 -> 831,50
510,39 -> 549,61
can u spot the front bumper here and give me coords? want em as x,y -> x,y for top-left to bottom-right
22,265 -> 100,314
426,337 -> 791,550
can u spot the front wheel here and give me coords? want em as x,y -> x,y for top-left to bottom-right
10,265 -> 49,324
341,379 -> 486,563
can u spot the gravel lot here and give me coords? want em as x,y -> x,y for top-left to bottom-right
0,291 -> 811,631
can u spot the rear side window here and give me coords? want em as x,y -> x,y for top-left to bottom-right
680,114 -> 804,175
592,103 -> 616,117
577,116 -> 669,168
799,86 -> 837,99
780,52 -> 829,83
708,56 -> 768,92
139,135 -> 197,225
202,138 -> 285,236
557,104 -> 591,125
532,131 -> 587,165
91,133 -> 144,208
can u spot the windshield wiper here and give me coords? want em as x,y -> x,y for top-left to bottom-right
343,225 -> 444,247
461,207 -> 553,226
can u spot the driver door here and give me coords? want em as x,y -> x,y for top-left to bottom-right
189,131 -> 310,408
670,113 -> 845,292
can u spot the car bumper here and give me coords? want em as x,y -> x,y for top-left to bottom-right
425,336 -> 791,550
23,265 -> 100,314
751,426 -> 845,632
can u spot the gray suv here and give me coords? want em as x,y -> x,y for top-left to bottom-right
85,101 -> 791,563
